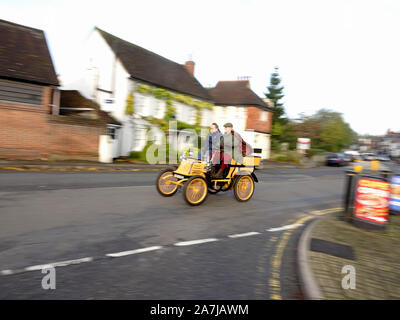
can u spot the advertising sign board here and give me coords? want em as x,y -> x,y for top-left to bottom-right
353,176 -> 390,226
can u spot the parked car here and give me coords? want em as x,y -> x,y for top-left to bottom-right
377,154 -> 390,161
361,153 -> 376,161
326,153 -> 349,166
344,150 -> 361,162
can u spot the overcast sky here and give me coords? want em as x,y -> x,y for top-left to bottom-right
2,0 -> 399,136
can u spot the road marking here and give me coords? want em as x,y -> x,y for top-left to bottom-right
269,215 -> 315,300
174,238 -> 218,246
228,232 -> 261,238
24,257 -> 93,271
106,246 -> 163,258
267,224 -> 304,232
310,207 -> 343,216
1,207 -> 342,278
1,270 -> 14,276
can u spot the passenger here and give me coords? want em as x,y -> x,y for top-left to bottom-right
213,123 -> 253,178
201,123 -> 222,161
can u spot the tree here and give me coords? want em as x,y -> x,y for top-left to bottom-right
290,109 -> 358,152
265,67 -> 286,125
265,67 -> 288,149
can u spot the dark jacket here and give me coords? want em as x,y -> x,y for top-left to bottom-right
202,129 -> 223,158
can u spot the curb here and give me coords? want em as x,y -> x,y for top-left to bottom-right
297,218 -> 325,300
0,164 -> 171,172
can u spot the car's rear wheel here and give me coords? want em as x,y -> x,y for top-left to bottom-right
233,175 -> 255,202
156,169 -> 178,197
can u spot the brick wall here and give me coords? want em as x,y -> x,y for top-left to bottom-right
0,84 -> 105,161
245,106 -> 272,133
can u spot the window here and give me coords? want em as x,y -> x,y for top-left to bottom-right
107,126 -> 117,140
0,79 -> 42,105
260,111 -> 268,122
147,96 -> 159,117
157,100 -> 165,118
135,93 -> 145,115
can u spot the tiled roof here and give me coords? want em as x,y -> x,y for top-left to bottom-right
0,19 -> 59,86
96,28 -> 211,101
207,80 -> 272,111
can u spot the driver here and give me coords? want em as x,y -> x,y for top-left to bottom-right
212,123 -> 253,178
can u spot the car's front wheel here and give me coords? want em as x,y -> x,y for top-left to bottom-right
156,169 -> 179,197
183,176 -> 208,206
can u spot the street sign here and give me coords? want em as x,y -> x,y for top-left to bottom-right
353,176 -> 390,229
297,138 -> 310,150
390,175 -> 400,215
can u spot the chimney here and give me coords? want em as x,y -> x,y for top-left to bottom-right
185,60 -> 195,76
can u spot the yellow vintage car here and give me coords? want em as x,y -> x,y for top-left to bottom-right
156,153 -> 261,206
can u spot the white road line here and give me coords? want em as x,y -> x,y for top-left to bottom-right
24,257 -> 93,271
106,246 -> 163,258
228,232 -> 261,238
1,270 -> 14,276
267,224 -> 304,232
174,238 -> 218,246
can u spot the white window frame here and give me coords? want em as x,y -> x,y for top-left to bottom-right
260,110 -> 268,122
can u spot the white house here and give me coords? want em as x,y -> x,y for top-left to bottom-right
73,27 -> 214,159
208,80 -> 274,159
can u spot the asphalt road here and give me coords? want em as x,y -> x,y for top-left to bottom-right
0,161 -> 397,299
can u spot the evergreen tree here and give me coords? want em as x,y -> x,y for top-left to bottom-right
265,67 -> 286,125
265,67 -> 288,149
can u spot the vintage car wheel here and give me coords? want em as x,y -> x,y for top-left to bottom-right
156,169 -> 178,197
183,176 -> 208,206
233,175 -> 255,202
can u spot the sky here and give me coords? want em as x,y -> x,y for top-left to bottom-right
2,0 -> 400,136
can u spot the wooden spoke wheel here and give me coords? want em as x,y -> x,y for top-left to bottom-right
156,169 -> 178,197
183,176 -> 208,206
233,175 -> 255,202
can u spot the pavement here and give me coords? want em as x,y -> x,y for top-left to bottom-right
298,209 -> 400,300
0,159 -> 170,172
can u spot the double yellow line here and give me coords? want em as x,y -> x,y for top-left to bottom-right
269,207 -> 342,300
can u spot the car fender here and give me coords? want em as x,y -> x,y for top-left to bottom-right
251,172 -> 258,183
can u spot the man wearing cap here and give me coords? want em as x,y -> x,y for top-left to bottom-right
212,122 -> 253,178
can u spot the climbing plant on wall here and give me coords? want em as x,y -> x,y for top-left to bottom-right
125,91 -> 134,115
136,84 -> 213,125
